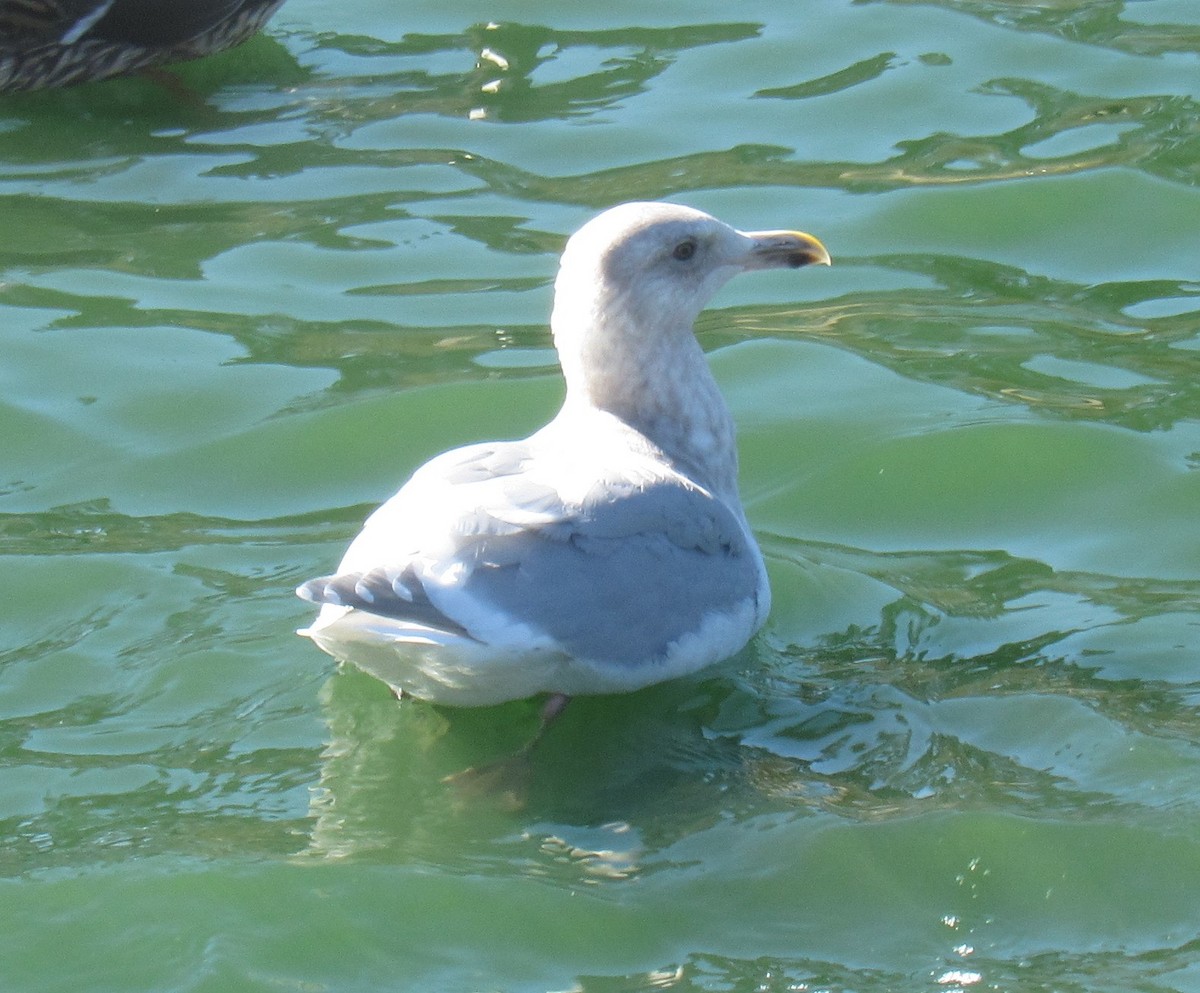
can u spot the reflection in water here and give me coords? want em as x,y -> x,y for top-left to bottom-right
568,933 -> 1200,993
310,21 -> 762,124
739,254 -> 1200,432
868,0 -> 1200,58
3,12 -> 1195,418
293,531 -> 1200,871
1,3 -> 1198,987
7,241 -> 1194,426
748,534 -> 1200,812
755,52 -> 902,101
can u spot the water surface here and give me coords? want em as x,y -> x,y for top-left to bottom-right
2,1 -> 1199,991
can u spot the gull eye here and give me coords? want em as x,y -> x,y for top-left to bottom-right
672,239 -> 697,262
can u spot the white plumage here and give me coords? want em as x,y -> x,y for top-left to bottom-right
297,201 -> 830,706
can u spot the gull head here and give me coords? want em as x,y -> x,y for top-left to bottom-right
547,201 -> 829,498
552,201 -> 830,347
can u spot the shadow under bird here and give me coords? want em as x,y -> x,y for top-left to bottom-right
0,0 -> 286,92
298,202 -> 831,719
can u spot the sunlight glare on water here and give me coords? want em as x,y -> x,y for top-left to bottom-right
1,1 -> 1199,991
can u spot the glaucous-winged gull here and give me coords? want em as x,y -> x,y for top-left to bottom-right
297,201 -> 830,707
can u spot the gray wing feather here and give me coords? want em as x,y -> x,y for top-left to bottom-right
464,481 -> 757,664
301,478 -> 758,665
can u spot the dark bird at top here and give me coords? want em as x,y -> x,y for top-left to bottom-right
0,0 -> 286,92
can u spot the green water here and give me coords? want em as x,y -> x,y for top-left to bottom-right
2,1 -> 1199,990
